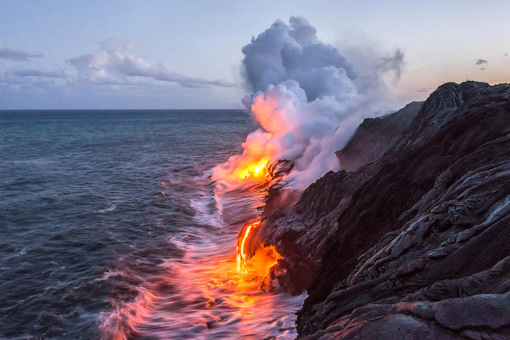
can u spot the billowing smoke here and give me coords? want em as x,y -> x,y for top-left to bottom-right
213,16 -> 403,190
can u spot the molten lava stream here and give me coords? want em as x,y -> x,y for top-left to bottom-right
236,220 -> 281,280
215,148 -> 283,282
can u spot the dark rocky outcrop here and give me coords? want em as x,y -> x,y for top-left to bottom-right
258,81 -> 510,339
263,160 -> 301,216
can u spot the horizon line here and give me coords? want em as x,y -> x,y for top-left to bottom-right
0,108 -> 248,112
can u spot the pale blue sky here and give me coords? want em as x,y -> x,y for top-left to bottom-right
1,0 -> 509,109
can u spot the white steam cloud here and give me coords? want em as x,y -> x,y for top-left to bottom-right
242,17 -> 357,101
217,16 -> 404,190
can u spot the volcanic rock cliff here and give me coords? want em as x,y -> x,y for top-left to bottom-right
259,81 -> 510,339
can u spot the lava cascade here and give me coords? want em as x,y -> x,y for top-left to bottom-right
236,220 -> 281,278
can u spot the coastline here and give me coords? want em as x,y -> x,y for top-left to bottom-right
256,81 -> 510,339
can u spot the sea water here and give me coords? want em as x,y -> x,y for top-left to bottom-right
0,110 -> 305,339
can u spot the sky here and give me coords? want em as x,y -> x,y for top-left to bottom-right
0,0 -> 509,110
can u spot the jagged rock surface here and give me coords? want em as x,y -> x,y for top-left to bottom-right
258,101 -> 422,274
259,81 -> 510,339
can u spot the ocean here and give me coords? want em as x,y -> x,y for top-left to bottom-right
0,110 -> 304,339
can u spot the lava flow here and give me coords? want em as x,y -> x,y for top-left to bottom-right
211,94 -> 286,189
236,220 -> 281,279
211,95 -> 288,280
236,221 -> 261,274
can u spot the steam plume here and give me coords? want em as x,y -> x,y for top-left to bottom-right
213,16 -> 404,190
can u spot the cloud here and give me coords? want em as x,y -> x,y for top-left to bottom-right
14,69 -> 67,78
0,67 -> 69,86
68,39 -> 238,88
0,42 -> 42,61
475,59 -> 487,65
0,38 -> 243,108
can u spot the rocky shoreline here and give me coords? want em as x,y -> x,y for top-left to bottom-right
258,81 -> 510,339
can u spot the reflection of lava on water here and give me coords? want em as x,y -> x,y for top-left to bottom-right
100,171 -> 304,340
100,63 -> 308,340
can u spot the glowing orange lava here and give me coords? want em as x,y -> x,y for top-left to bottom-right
211,95 -> 285,285
238,158 -> 270,180
212,95 -> 288,188
212,131 -> 278,187
236,220 -> 281,277
237,221 -> 260,273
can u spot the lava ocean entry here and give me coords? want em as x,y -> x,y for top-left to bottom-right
4,1 -> 509,339
236,220 -> 281,278
214,96 -> 287,283
101,16 -> 404,340
208,13 -> 403,322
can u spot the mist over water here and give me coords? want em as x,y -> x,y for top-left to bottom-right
1,110 -> 303,339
